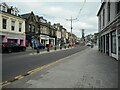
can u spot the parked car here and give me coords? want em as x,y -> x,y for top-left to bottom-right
2,42 -> 26,53
86,42 -> 92,46
34,43 -> 45,49
75,42 -> 80,45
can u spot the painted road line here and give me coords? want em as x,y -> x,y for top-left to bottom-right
0,82 -> 11,88
14,75 -> 24,80
1,46 -> 83,87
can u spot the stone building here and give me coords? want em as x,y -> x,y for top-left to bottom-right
97,0 -> 120,60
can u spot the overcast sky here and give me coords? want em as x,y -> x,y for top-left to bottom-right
1,0 -> 101,38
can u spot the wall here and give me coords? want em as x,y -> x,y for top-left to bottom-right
0,12 -> 25,34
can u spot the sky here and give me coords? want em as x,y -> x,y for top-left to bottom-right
0,0 -> 101,38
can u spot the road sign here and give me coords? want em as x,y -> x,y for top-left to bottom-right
31,39 -> 35,44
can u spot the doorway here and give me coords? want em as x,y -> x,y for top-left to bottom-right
106,34 -> 109,55
118,36 -> 120,60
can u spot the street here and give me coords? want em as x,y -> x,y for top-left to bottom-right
2,46 -> 87,82
0,1 -> 119,89
3,46 -> 118,88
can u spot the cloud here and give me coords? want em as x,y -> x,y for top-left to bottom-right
1,1 -> 101,37
0,0 -> 101,2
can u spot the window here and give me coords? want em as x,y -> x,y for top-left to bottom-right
29,24 -> 31,32
2,18 -> 7,29
0,5 -> 1,11
11,10 -> 14,15
99,15 -> 101,30
11,21 -> 15,31
32,25 -> 35,32
118,29 -> 120,35
107,2 -> 110,22
2,6 -> 6,12
15,11 -> 17,15
103,9 -> 105,26
111,31 -> 116,54
19,23 -> 22,32
116,1 -> 120,14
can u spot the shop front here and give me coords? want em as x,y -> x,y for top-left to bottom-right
40,35 -> 49,46
1,33 -> 26,46
49,37 -> 55,47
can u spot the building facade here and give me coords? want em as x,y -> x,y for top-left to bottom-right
0,3 -> 26,46
97,1 -> 120,60
21,11 -> 39,47
39,17 -> 50,46
22,12 -> 57,47
54,23 -> 62,46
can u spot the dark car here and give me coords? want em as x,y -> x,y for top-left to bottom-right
2,42 -> 26,53
34,43 -> 45,49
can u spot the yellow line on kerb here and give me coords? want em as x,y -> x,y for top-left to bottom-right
15,75 -> 24,79
0,81 -> 11,88
0,82 -> 11,88
1,48 -> 80,87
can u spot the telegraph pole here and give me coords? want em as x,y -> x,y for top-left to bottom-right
66,17 -> 77,46
66,17 -> 77,34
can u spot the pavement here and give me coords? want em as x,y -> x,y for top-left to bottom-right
4,46 -> 118,88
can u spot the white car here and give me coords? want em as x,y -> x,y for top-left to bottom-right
86,42 -> 92,46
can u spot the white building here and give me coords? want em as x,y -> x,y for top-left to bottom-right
97,0 -> 120,60
54,23 -> 62,46
0,3 -> 26,46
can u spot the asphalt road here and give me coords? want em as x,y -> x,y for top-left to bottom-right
2,46 -> 88,82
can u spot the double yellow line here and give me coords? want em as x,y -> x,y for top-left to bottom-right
0,47 -> 81,88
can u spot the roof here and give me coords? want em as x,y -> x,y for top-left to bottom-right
97,2 -> 105,16
0,2 -> 9,8
21,13 -> 31,19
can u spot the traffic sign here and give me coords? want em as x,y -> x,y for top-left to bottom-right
31,39 -> 35,44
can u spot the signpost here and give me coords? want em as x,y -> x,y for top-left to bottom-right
31,38 -> 35,54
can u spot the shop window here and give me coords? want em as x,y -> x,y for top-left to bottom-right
2,18 -> 7,29
111,31 -> 116,54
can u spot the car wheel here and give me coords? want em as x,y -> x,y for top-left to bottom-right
22,48 -> 26,52
8,48 -> 12,53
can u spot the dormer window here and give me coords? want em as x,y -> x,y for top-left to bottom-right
0,3 -> 8,12
2,6 -> 6,11
11,9 -> 14,15
10,7 -> 19,16
15,11 -> 17,16
0,5 -> 2,11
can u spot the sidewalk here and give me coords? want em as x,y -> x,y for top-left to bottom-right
5,46 -> 118,88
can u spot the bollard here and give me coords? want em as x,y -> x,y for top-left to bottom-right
47,47 -> 50,52
54,46 -> 57,50
60,46 -> 62,49
37,48 -> 40,53
68,46 -> 69,48
64,46 -> 66,49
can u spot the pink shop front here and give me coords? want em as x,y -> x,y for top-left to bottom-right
1,34 -> 26,46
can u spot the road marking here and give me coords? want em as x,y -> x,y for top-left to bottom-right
1,46 -> 85,87
0,82 -> 11,88
15,75 -> 24,80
